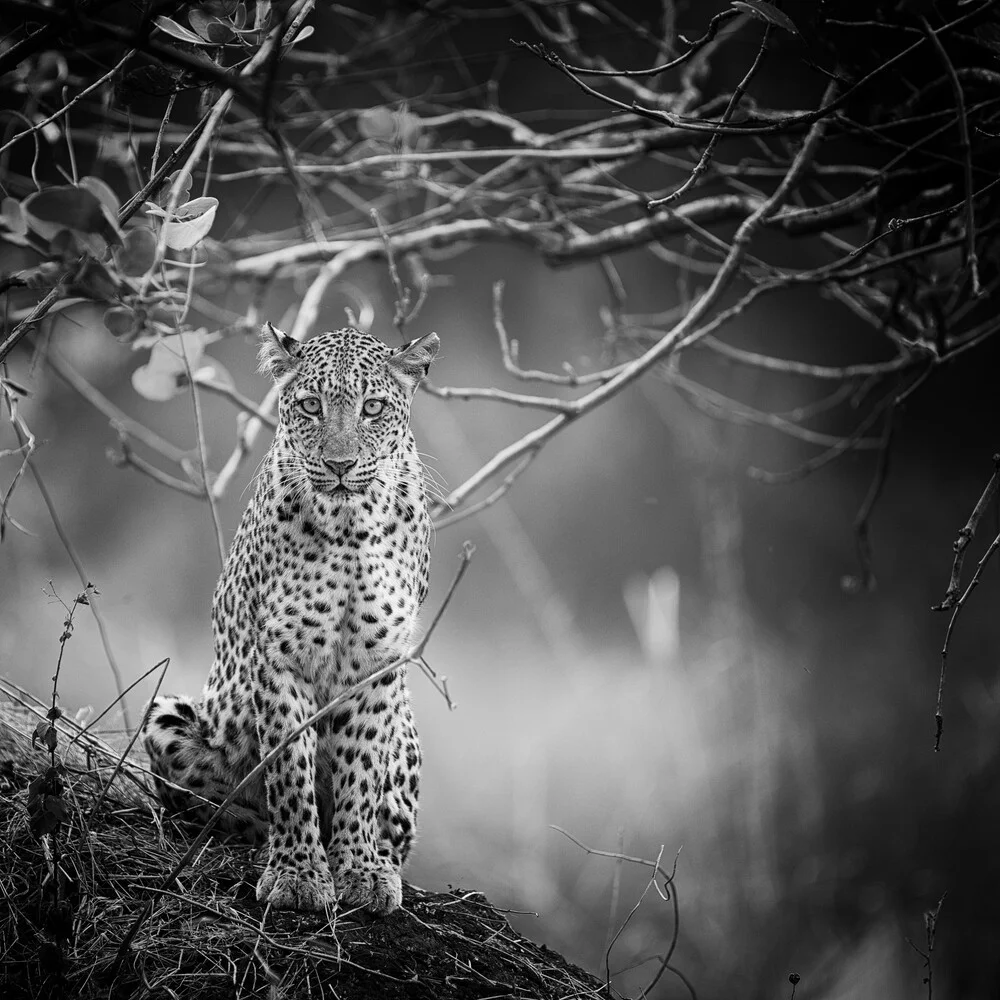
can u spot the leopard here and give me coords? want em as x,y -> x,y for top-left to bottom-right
142,322 -> 439,916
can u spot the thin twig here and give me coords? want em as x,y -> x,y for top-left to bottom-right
45,349 -> 191,464
919,15 -> 981,296
195,376 -> 279,428
748,370 -> 928,485
88,657 -> 171,819
934,527 -> 1000,752
108,434 -> 207,498
0,50 -> 135,157
423,381 -> 574,413
933,453 -> 1000,610
179,336 -> 226,566
22,452 -> 131,731
648,24 -> 770,209
851,409 -> 896,593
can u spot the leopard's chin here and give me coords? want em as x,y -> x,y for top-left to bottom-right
315,480 -> 367,500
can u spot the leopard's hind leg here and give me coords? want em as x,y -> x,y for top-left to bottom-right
142,694 -> 266,843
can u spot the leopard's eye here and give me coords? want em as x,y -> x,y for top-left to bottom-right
299,396 -> 322,416
362,398 -> 384,417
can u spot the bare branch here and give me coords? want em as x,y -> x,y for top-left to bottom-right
919,15 -> 981,295
934,454 -> 1000,612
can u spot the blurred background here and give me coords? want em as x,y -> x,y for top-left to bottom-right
2,2 -> 1000,998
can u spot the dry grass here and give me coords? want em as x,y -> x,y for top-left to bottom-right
0,694 -> 606,1000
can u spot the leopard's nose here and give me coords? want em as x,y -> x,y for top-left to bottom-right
323,457 -> 357,477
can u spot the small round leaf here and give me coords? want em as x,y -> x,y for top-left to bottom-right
23,185 -> 108,240
119,227 -> 158,276
357,107 -> 396,140
132,363 -> 183,401
79,176 -> 121,215
730,1 -> 799,34
161,196 -> 218,250
153,15 -> 212,45
103,306 -> 138,341
189,9 -> 235,43
1,198 -> 27,237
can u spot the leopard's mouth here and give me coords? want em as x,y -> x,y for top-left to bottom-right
320,478 -> 367,499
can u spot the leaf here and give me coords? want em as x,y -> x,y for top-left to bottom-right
291,24 -> 314,45
131,363 -> 183,401
357,106 -> 422,145
28,794 -> 67,838
1,197 -> 27,236
27,52 -> 68,97
74,258 -> 120,300
103,306 -> 139,341
132,331 -> 208,400
396,110 -> 422,145
160,196 -> 218,250
36,119 -> 61,144
154,170 -> 193,209
118,227 -> 158,276
49,227 -> 107,260
27,720 -> 59,758
153,15 -> 212,45
357,106 -> 396,140
79,176 -> 120,215
23,185 -> 111,241
192,359 -> 234,390
730,1 -> 799,34
189,9 -> 236,43
151,330 -> 207,370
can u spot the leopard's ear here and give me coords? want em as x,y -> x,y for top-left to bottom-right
387,332 -> 439,391
259,322 -> 302,380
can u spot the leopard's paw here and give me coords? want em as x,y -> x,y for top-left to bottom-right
256,863 -> 338,912
335,861 -> 402,915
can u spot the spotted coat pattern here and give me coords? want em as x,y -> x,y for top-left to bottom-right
142,325 -> 439,915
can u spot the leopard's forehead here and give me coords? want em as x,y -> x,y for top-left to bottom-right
297,328 -> 394,388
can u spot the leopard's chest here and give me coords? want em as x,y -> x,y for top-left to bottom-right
217,490 -> 426,683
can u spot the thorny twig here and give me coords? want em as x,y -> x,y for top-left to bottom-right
933,454 -> 1000,611
550,826 -> 686,1000
907,893 -> 946,1000
932,454 -> 1000,751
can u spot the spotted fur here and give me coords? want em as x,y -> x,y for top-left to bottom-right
142,325 -> 439,915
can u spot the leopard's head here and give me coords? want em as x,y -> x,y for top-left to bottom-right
260,323 -> 438,500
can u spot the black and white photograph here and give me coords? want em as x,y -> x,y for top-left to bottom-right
1,2 -> 999,997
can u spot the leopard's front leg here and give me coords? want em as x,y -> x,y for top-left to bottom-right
319,675 -> 415,915
253,664 -> 337,911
